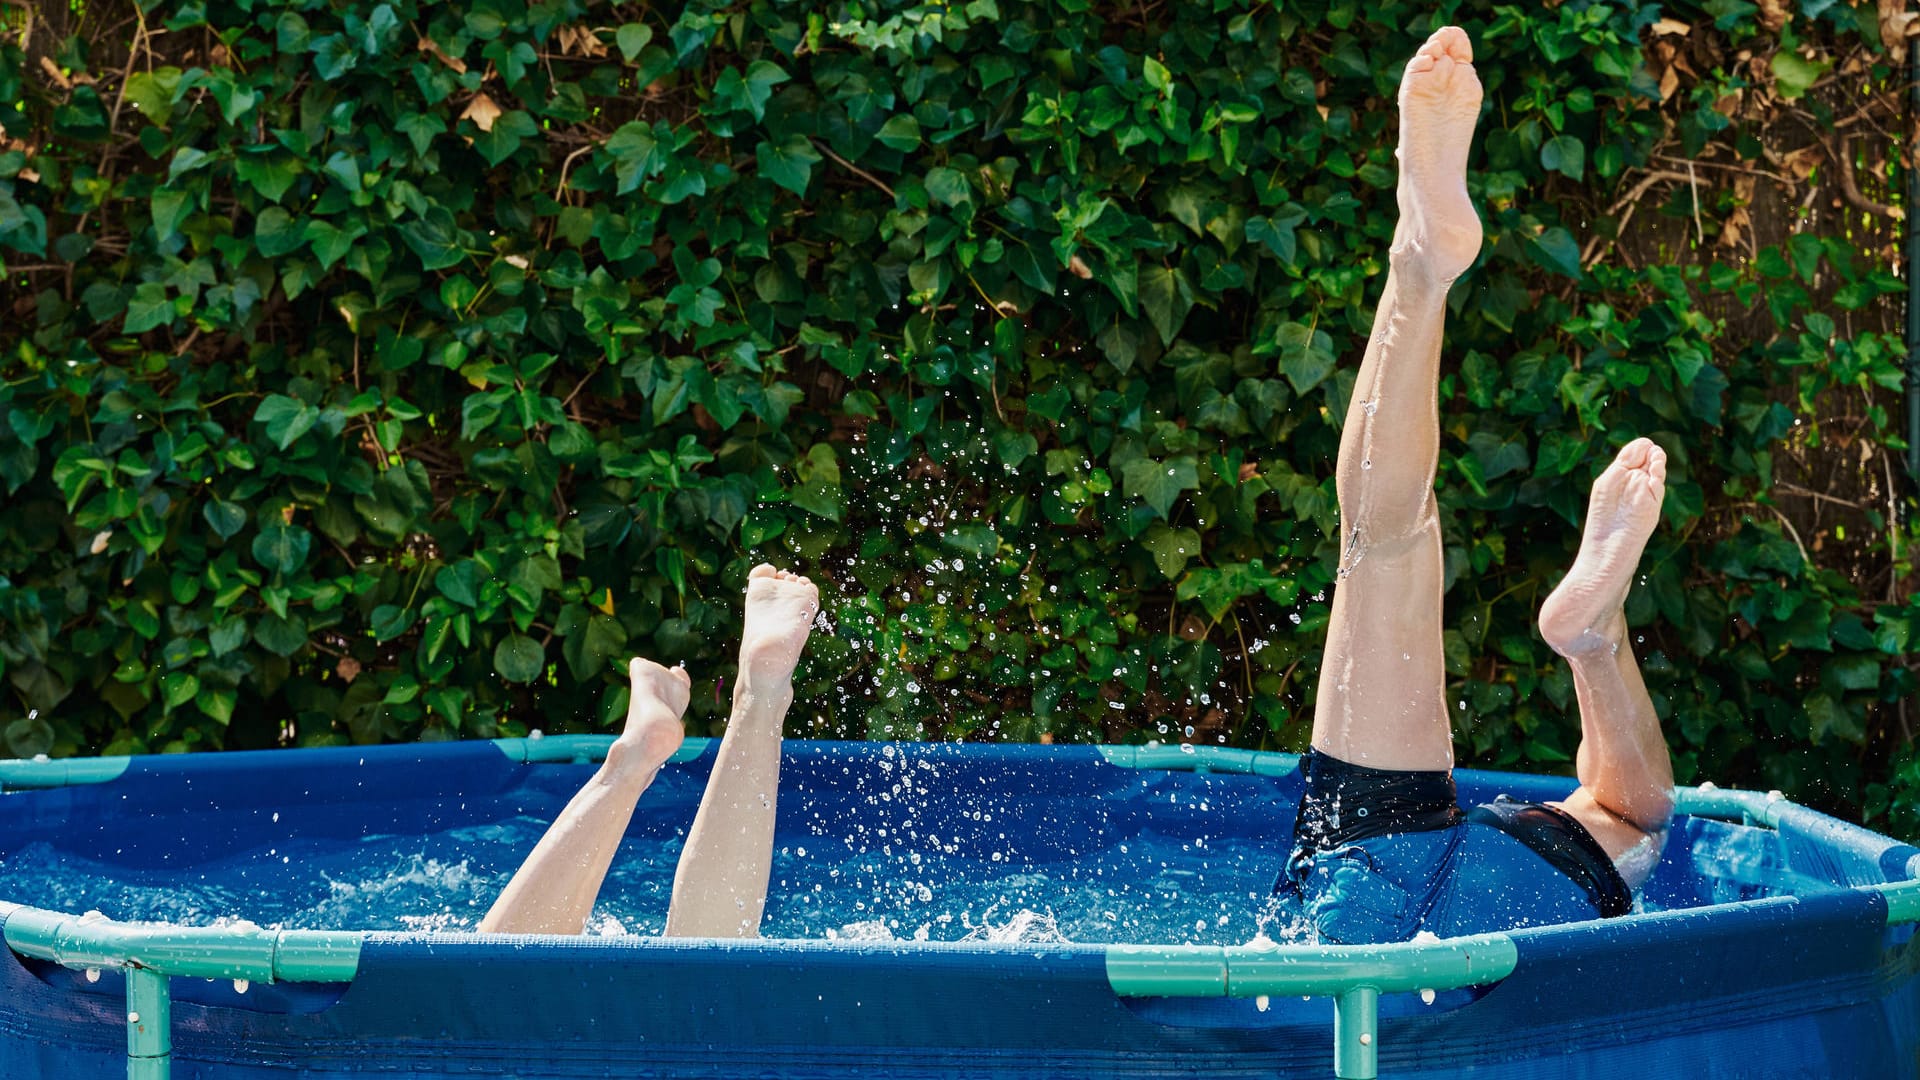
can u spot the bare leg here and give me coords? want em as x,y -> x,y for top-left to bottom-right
1310,27 -> 1484,771
478,658 -> 689,935
1540,439 -> 1675,860
663,564 -> 819,938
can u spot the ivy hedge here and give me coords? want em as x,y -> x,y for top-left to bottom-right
0,0 -> 1915,834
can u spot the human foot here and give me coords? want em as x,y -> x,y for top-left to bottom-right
607,657 -> 689,775
1539,438 -> 1667,657
1391,26 -> 1485,284
737,564 -> 819,701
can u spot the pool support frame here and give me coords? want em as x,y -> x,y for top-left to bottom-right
4,738 -> 1918,1080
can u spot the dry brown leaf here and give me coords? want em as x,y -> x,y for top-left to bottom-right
1780,145 -> 1824,182
461,92 -> 502,133
1756,0 -> 1789,31
1880,0 -> 1916,62
89,530 -> 112,555
417,36 -> 469,74
1651,18 -> 1691,36
280,505 -> 296,524
336,656 -> 363,683
1067,254 -> 1093,279
17,168 -> 38,183
1659,65 -> 1680,103
1718,201 -> 1750,250
555,25 -> 607,59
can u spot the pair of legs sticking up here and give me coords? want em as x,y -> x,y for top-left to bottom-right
478,564 -> 819,938
483,29 -> 1672,945
1283,26 -> 1674,944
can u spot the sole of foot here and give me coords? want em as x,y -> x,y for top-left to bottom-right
738,564 -> 820,699
1392,25 -> 1485,284
609,657 -> 689,773
1539,437 -> 1668,657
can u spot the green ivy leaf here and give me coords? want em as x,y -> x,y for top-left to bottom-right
122,282 -> 174,333
924,166 -> 971,207
398,207 -> 465,270
606,122 -> 663,195
940,524 -> 1000,558
1527,226 -> 1584,279
303,220 -> 355,269
1273,322 -> 1335,394
1770,50 -> 1830,100
196,687 -> 236,726
254,394 -> 317,450
151,189 -> 192,243
203,499 -> 247,540
160,671 -> 199,709
758,135 -> 821,196
253,612 -> 309,657
1540,135 -> 1584,180
235,152 -> 302,201
494,634 -> 545,683
310,34 -> 357,81
470,109 -> 539,166
251,523 -> 312,576
209,616 -> 249,657
1121,456 -> 1198,519
1143,524 -> 1203,579
789,442 -> 843,521
1143,56 -> 1172,95
616,23 -> 654,61
254,207 -> 305,257
1137,263 -> 1194,345
876,114 -> 922,151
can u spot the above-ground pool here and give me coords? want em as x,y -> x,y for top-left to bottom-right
1,738 -> 1915,1079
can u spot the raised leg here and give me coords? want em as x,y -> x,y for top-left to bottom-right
1310,26 -> 1485,771
1540,439 -> 1676,861
478,658 -> 689,935
663,564 -> 819,938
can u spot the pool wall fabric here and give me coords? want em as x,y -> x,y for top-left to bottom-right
1,739 -> 1915,1080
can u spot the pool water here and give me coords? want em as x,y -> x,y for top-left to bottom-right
0,803 -> 1290,946
0,744 -> 1834,947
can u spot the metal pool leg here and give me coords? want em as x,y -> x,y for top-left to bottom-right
126,967 -> 171,1080
1333,986 -> 1379,1080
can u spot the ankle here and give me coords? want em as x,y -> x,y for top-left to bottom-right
731,676 -> 794,717
1546,615 -> 1627,660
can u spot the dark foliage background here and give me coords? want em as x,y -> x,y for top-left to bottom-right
0,0 -> 1915,835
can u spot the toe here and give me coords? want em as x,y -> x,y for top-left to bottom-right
1615,438 -> 1652,470
749,563 -> 778,580
1406,52 -> 1436,75
1432,25 -> 1473,64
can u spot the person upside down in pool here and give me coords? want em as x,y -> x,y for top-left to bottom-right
1277,26 -> 1674,945
477,563 -> 819,937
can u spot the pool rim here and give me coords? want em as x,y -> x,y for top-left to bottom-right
2,737 -> 1916,1080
